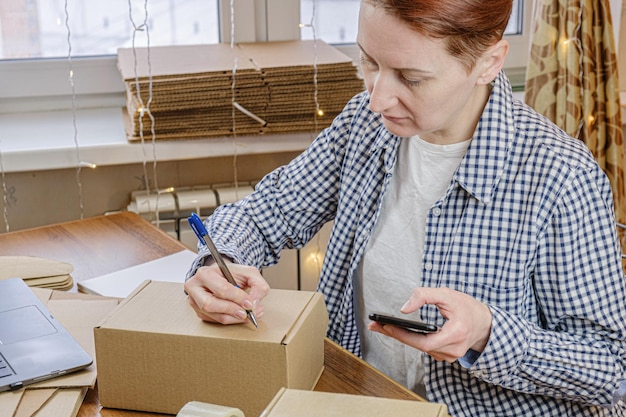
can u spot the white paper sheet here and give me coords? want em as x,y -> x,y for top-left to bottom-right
77,250 -> 198,298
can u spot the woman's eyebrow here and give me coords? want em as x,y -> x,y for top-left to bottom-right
356,41 -> 433,75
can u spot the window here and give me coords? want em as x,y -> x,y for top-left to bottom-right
0,0 -> 531,112
0,0 -> 219,59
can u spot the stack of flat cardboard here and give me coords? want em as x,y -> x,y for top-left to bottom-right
117,40 -> 364,142
0,256 -> 74,290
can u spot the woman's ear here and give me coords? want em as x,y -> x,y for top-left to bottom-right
476,40 -> 509,85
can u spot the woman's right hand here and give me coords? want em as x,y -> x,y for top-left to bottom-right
184,262 -> 270,325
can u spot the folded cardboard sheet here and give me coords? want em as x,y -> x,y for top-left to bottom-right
0,256 -> 75,290
117,40 -> 364,142
262,388 -> 449,417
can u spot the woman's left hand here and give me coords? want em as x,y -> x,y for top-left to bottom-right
368,286 -> 492,362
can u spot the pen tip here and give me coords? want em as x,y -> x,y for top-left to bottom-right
248,312 -> 259,328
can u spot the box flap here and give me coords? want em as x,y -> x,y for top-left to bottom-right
282,291 -> 327,345
261,389 -> 448,417
98,281 -> 320,344
94,279 -> 150,328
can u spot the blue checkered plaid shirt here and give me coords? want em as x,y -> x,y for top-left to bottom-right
189,71 -> 626,416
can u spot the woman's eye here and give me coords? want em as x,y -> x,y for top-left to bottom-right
401,74 -> 422,87
403,78 -> 422,86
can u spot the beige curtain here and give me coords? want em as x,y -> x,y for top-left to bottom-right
525,0 -> 626,229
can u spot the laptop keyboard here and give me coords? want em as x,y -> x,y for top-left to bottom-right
0,353 -> 14,378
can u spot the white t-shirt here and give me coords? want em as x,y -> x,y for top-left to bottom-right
353,135 -> 470,397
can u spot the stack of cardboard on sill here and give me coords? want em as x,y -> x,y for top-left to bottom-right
0,288 -> 119,417
117,40 -> 365,142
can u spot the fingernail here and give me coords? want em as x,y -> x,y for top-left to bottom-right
401,300 -> 410,311
243,300 -> 253,310
235,310 -> 247,319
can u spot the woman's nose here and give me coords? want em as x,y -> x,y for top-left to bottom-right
367,73 -> 399,113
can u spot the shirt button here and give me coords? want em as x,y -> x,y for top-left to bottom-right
424,262 -> 433,271
432,207 -> 441,216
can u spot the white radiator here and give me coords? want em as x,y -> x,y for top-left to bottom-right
126,184 -> 254,250
125,183 -> 330,291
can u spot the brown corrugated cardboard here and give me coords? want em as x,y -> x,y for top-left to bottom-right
0,256 -> 74,290
116,40 -> 364,142
94,281 -> 328,416
262,388 -> 448,417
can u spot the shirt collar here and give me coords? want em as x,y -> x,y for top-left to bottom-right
454,71 -> 517,204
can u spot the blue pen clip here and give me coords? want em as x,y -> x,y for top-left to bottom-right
188,212 -> 208,247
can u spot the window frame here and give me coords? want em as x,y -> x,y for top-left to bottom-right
0,0 -> 533,113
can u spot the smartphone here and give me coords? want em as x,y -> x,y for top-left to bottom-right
368,313 -> 440,334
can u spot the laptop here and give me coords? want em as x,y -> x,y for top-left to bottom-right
0,277 -> 93,392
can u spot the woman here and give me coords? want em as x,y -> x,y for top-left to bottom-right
184,0 -> 626,415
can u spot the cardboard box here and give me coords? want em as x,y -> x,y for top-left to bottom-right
94,281 -> 328,416
262,388 -> 448,417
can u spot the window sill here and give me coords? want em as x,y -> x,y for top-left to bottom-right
0,106 -> 315,173
4,90 -> 624,175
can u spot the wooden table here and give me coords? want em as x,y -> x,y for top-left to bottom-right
0,212 -> 423,416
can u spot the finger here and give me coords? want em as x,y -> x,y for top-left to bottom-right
185,283 -> 248,324
186,294 -> 242,324
400,286 -> 453,314
228,264 -> 270,301
193,265 -> 255,308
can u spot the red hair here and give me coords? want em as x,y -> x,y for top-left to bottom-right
363,0 -> 513,71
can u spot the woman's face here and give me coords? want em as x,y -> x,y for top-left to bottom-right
357,2 -> 496,144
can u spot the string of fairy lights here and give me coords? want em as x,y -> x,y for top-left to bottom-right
299,0 -> 324,279
300,0 -> 323,132
229,0 -> 240,196
64,0 -> 84,220
127,0 -> 164,226
0,1 -> 327,240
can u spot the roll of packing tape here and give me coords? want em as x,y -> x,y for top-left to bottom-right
176,401 -> 245,417
177,189 -> 218,211
216,185 -> 254,205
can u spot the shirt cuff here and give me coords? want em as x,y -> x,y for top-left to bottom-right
613,380 -> 626,406
458,348 -> 482,369
185,247 -> 211,281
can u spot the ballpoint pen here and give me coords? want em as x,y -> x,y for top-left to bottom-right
188,212 -> 258,328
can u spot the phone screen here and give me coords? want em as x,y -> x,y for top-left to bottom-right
368,313 -> 440,334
